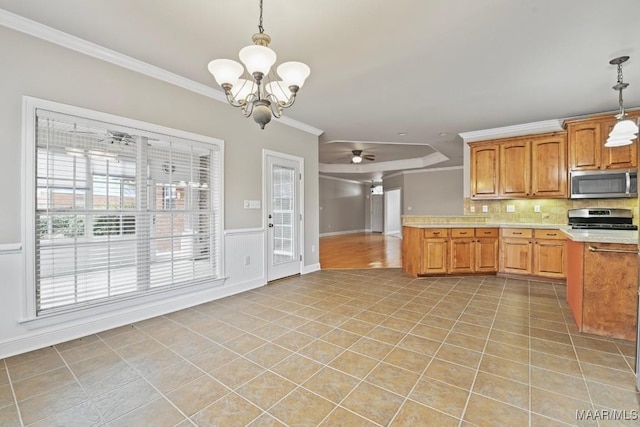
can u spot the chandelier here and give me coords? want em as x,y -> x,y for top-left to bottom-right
207,0 -> 310,129
605,56 -> 638,147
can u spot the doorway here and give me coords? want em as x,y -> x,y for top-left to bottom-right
264,151 -> 303,282
384,188 -> 402,236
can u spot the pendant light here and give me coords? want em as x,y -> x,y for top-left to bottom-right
605,56 -> 638,147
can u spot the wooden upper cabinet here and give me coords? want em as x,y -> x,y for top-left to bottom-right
566,111 -> 639,171
500,140 -> 530,198
470,143 -> 499,199
530,134 -> 567,198
568,121 -> 602,170
470,131 -> 567,200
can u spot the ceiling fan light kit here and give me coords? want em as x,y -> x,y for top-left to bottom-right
207,0 -> 310,129
605,56 -> 638,147
350,149 -> 375,164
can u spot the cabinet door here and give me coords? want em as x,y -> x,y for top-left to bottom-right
602,117 -> 638,169
470,144 -> 499,199
421,238 -> 448,274
500,238 -> 532,274
531,134 -> 567,198
500,140 -> 530,198
568,121 -> 602,170
475,238 -> 498,272
449,238 -> 474,274
533,239 -> 566,278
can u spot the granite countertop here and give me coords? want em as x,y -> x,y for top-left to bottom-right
560,229 -> 638,245
404,223 -> 639,245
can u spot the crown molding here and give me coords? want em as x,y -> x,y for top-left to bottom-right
458,119 -> 563,143
383,165 -> 463,180
0,9 -> 324,137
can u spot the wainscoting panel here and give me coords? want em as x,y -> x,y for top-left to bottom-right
224,228 -> 266,287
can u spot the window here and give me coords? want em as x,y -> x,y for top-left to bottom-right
26,100 -> 223,317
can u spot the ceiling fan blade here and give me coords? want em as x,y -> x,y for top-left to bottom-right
363,155 -> 375,161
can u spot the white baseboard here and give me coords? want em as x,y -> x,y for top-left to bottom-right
0,277 -> 266,359
320,229 -> 367,237
301,263 -> 321,274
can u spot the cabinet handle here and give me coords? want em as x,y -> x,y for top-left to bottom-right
513,232 -> 522,235
460,232 -> 468,235
588,246 -> 639,254
433,232 -> 440,235
547,233 -> 557,236
483,231 -> 491,234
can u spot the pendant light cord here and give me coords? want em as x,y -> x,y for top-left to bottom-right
258,0 -> 264,34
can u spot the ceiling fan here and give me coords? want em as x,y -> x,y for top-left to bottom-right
350,149 -> 375,164
69,129 -> 136,145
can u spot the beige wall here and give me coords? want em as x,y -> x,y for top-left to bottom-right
0,26 -> 320,265
397,168 -> 464,215
319,177 -> 366,234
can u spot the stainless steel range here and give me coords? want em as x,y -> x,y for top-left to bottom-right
568,208 -> 638,230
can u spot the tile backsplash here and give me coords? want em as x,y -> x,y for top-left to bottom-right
463,198 -> 639,225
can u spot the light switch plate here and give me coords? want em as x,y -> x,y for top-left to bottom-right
534,205 -> 541,213
482,205 -> 488,213
506,205 -> 515,213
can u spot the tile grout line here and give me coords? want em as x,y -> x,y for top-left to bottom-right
3,357 -> 25,427
456,276 -> 508,427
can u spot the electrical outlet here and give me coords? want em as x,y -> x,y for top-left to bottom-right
506,205 -> 515,213
470,206 -> 475,213
534,205 -> 541,213
482,205 -> 488,213
311,245 -> 316,253
244,256 -> 250,266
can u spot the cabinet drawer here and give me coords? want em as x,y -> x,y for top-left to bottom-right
501,228 -> 533,238
450,228 -> 474,238
424,228 -> 448,238
475,228 -> 499,238
534,229 -> 564,240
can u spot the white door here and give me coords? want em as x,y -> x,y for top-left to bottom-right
371,194 -> 383,232
384,189 -> 401,235
266,153 -> 301,281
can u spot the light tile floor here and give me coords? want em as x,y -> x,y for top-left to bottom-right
1,269 -> 639,426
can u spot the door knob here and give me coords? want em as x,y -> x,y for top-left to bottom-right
268,223 -> 274,228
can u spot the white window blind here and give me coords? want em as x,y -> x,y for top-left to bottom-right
33,108 -> 222,315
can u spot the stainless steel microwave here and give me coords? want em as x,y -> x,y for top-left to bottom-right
570,169 -> 637,199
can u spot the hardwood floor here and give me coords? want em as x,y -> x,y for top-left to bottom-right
320,232 -> 402,269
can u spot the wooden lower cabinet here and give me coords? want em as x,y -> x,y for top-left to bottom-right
499,228 -> 533,275
449,228 -> 499,274
532,229 -> 567,279
423,237 -> 448,274
566,240 -> 638,340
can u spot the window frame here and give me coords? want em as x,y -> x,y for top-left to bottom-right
21,96 -> 225,322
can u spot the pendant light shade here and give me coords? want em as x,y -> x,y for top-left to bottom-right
277,62 -> 311,88
207,59 -> 244,86
610,118 -> 639,136
239,45 -> 277,76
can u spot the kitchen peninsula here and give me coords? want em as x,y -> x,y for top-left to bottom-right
402,217 -> 638,341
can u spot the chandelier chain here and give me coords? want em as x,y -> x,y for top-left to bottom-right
617,63 -> 625,110
258,0 -> 264,34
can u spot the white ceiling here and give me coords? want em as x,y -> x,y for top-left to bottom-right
3,0 -> 640,182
